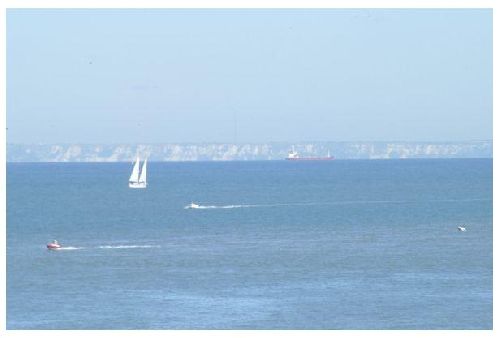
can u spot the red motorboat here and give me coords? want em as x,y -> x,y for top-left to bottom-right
47,240 -> 61,250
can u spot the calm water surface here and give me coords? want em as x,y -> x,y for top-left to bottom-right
7,159 -> 492,329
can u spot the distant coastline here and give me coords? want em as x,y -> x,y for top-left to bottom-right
6,141 -> 492,162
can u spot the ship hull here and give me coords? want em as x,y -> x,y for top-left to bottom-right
129,182 -> 147,188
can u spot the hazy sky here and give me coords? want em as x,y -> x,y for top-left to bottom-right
7,9 -> 492,144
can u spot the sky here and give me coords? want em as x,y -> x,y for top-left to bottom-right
6,8 -> 492,144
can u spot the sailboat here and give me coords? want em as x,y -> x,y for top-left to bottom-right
129,157 -> 147,189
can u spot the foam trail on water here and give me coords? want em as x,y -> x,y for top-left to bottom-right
186,202 -> 410,209
186,202 -> 406,209
48,245 -> 161,251
186,204 -> 254,209
98,245 -> 160,249
185,198 -> 491,210
208,205 -> 253,209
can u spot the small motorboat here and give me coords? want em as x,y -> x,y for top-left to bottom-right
457,226 -> 467,232
185,202 -> 201,209
47,240 -> 61,250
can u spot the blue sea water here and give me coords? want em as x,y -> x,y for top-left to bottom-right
7,159 -> 492,329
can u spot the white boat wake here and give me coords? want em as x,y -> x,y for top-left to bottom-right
98,245 -> 160,249
48,244 -> 161,251
187,204 -> 254,209
184,198 -> 492,210
185,201 -> 400,209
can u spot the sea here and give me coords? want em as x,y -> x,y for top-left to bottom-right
6,159 -> 492,329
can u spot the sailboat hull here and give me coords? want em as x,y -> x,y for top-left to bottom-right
129,182 -> 147,189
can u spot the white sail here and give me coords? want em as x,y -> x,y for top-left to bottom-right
129,157 -> 140,183
138,159 -> 147,184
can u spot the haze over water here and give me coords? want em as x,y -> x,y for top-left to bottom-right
7,159 -> 492,329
